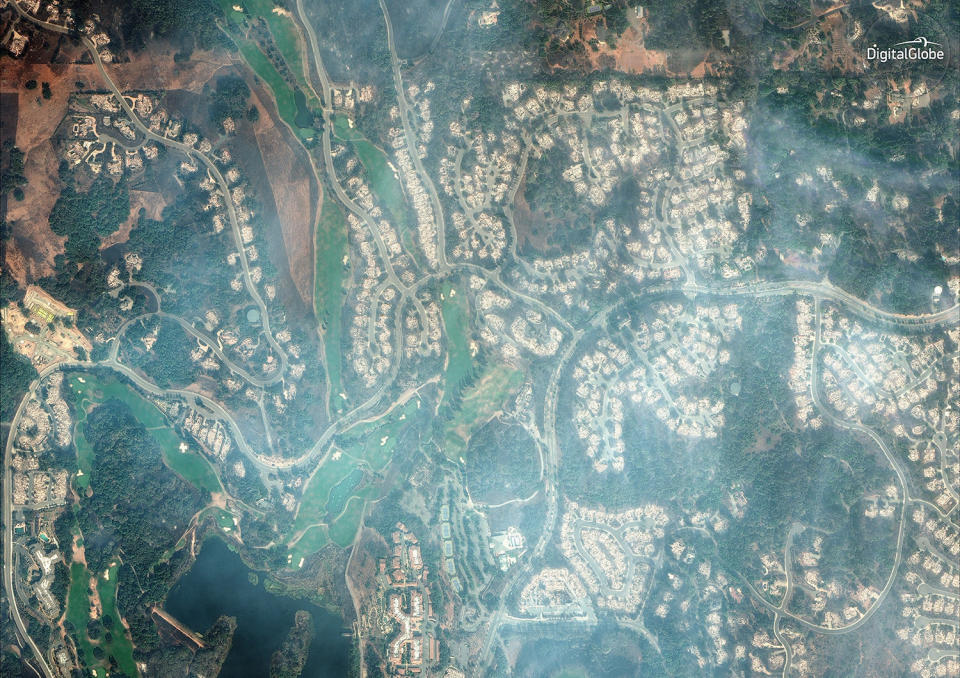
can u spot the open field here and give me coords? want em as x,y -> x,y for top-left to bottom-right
95,563 -> 138,677
237,42 -> 306,136
69,375 -> 221,494
443,365 -> 523,459
292,451 -> 358,532
326,468 -> 364,517
329,496 -> 365,548
218,0 -> 320,107
254,107 -> 317,306
440,282 -> 473,409
339,397 -> 419,471
333,115 -> 409,231
314,196 -> 349,411
217,0 -> 317,138
288,525 -> 330,565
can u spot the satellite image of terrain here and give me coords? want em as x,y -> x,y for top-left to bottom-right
0,0 -> 957,676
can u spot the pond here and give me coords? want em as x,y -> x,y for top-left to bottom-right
165,537 -> 351,676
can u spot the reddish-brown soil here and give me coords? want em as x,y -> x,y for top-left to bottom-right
0,44 -> 232,284
549,19 -> 720,78
253,109 -> 316,306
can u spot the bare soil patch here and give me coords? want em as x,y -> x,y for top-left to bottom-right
100,190 -> 166,250
228,81 -> 311,323
247,79 -> 318,310
253,111 -> 316,306
4,140 -> 64,282
0,44 -> 232,284
550,19 -> 720,78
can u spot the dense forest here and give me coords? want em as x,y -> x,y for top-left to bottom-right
1,141 -> 27,201
48,172 -> 129,262
63,0 -> 225,51
465,420 -> 540,505
124,318 -> 198,389
74,400 -> 206,655
209,76 -> 252,129
38,169 -> 129,315
0,330 -> 37,423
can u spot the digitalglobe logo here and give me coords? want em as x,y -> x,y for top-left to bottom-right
858,8 -> 953,86
866,36 -> 946,63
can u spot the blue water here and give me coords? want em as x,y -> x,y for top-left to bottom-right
165,537 -> 351,676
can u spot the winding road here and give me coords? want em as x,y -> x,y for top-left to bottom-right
4,3 -> 958,676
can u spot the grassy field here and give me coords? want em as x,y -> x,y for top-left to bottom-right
293,452 -> 358,532
326,467 -> 364,516
287,399 -> 422,555
314,196 -> 348,412
288,525 -> 329,566
440,282 -> 474,410
65,562 -> 96,667
96,564 -> 138,677
339,398 -> 420,471
443,365 -> 523,459
329,496 -> 365,547
68,375 -> 221,494
332,115 -> 409,231
219,0 -> 320,105
65,561 -> 138,677
238,43 -> 302,131
217,0 -> 317,138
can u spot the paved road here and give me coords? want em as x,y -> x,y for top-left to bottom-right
737,299 -> 912,637
3,363 -> 63,678
10,0 -> 294,384
8,3 -> 960,674
378,0 -> 449,271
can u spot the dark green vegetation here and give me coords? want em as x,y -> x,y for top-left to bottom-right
465,420 -> 540,505
518,145 -> 594,252
125,187 -> 236,317
642,0 -> 740,50
123,318 -> 197,388
745,101 -> 954,312
269,610 -> 314,678
66,0 -> 225,51
165,537 -> 350,677
530,0 -> 640,67
72,399 -> 207,661
69,374 -> 221,494
1,141 -> 27,201
508,623 -> 657,677
36,168 -> 135,328
442,364 -> 523,459
301,0 -> 393,89
210,75 -> 252,129
715,301 -> 900,589
48,173 -> 129,262
0,331 -> 37,423
216,0 -> 321,138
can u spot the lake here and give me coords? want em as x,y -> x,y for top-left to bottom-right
165,537 -> 351,676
